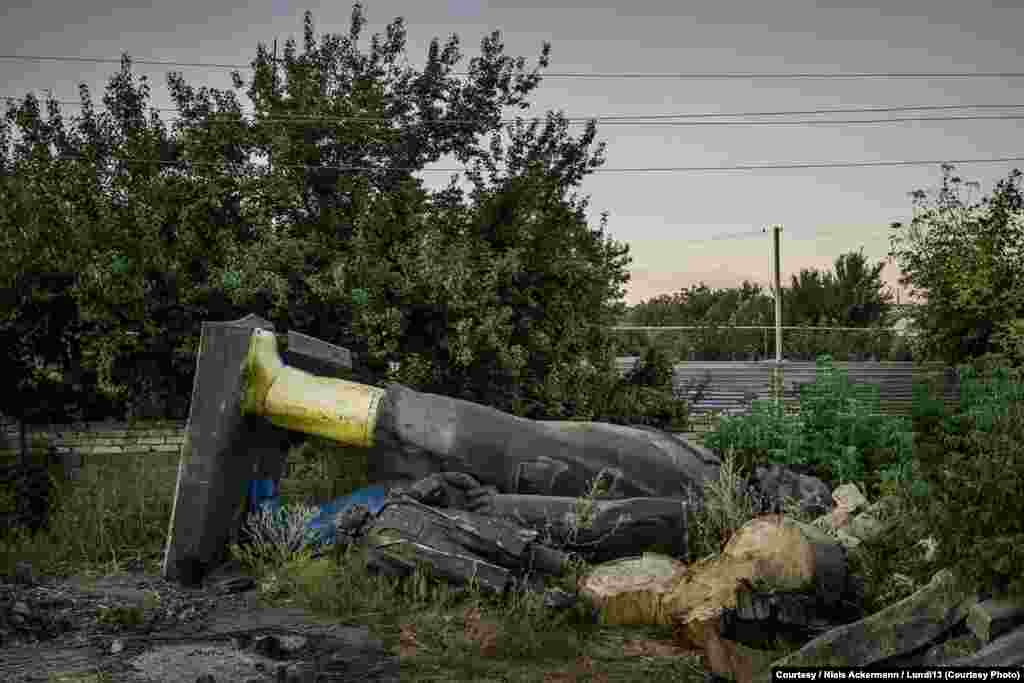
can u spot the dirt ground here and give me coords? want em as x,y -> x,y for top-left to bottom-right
0,561 -> 399,683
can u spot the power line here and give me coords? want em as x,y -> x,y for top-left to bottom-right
680,229 -> 767,242
5,95 -> 1024,128
581,156 -> 1024,172
590,114 -> 1024,126
2,54 -> 1024,79
5,95 -> 1024,125
19,152 -> 1024,174
676,225 -> 897,247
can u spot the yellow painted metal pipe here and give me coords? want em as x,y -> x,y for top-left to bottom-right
240,329 -> 385,447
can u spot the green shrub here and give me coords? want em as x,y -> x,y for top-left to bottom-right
892,358 -> 1024,600
594,385 -> 690,431
702,355 -> 914,495
588,345 -> 691,430
623,344 -> 675,391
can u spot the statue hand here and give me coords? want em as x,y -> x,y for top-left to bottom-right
406,474 -> 450,506
464,485 -> 499,514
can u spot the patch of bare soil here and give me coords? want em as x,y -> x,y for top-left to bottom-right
0,561 -> 398,683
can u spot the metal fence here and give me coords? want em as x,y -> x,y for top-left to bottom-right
614,358 -> 962,424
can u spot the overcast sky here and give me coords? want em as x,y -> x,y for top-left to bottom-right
3,0 -> 1023,306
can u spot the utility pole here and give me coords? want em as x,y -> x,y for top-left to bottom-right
765,225 -> 783,407
773,225 -> 782,364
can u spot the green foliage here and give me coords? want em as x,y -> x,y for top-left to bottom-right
619,257 -> 898,362
0,454 -> 173,579
0,5 -> 633,424
615,325 -> 901,363
96,604 -> 145,628
828,247 -> 894,327
625,247 -> 892,333
702,355 -> 914,495
0,271 -> 123,428
593,385 -> 689,431
627,280 -> 773,327
564,344 -> 689,430
889,164 -> 1024,365
864,358 -> 1024,603
623,344 -> 675,390
0,57 -> 256,420
785,268 -> 838,326
990,319 -> 1024,368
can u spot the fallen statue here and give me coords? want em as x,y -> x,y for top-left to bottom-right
165,317 -> 1024,674
248,469 -> 693,597
163,315 -> 721,590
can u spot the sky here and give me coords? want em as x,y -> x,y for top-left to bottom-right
2,0 -> 1023,307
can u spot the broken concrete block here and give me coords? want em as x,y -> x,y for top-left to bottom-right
752,569 -> 982,678
965,597 -> 1024,643
943,624 -> 1024,667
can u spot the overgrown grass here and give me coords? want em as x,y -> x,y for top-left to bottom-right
2,355 -> 1021,680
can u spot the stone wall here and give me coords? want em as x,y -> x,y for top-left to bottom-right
0,415 -> 186,482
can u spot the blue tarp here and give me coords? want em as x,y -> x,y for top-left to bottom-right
247,478 -> 281,516
246,479 -> 389,547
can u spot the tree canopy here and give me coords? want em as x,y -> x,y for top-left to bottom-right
0,4 -> 634,425
889,164 -> 1024,365
625,247 -> 893,330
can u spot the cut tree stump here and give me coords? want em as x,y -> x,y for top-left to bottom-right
577,553 -> 689,626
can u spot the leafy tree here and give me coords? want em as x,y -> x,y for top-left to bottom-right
784,267 -> 837,326
0,89 -> 151,425
0,270 -> 122,461
626,281 -> 773,326
209,7 -> 633,417
624,291 -> 686,326
781,249 -> 891,328
0,63 -> 257,420
730,281 -> 774,326
830,247 -> 893,327
1,5 -> 638,424
889,164 -> 1024,364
